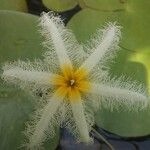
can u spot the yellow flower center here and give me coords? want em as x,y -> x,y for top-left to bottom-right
52,65 -> 91,101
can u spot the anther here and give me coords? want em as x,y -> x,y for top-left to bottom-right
70,79 -> 75,86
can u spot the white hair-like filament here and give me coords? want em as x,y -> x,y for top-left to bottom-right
69,91 -> 92,143
2,66 -> 57,86
40,12 -> 72,68
79,23 -> 121,73
26,88 -> 66,149
89,82 -> 148,110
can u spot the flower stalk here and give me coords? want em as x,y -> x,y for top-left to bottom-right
92,127 -> 115,150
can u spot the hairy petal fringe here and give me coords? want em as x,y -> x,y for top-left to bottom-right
69,91 -> 92,143
2,66 -> 56,86
24,88 -> 66,149
89,81 -> 148,111
80,22 -> 121,73
1,60 -> 57,96
40,12 -> 72,68
39,12 -> 87,69
62,100 -> 94,143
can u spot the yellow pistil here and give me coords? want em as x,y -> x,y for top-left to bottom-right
52,65 -> 91,102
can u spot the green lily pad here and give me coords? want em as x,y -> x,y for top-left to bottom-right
113,0 -> 150,51
43,0 -> 77,12
78,0 -> 126,10
0,10 -> 59,149
0,0 -> 27,12
0,86 -> 33,150
0,10 -> 44,62
67,9 -> 114,42
67,9 -> 150,137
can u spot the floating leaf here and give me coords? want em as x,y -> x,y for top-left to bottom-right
113,0 -> 150,51
67,9 -> 113,42
78,0 -> 125,10
0,0 -> 27,12
43,0 -> 77,12
0,10 -> 59,149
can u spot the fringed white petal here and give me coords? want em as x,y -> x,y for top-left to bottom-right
79,23 -> 121,73
89,83 -> 148,109
40,12 -> 72,68
2,67 -> 56,86
27,87 -> 67,149
69,91 -> 91,143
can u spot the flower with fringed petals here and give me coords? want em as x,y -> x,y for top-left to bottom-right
1,12 -> 149,149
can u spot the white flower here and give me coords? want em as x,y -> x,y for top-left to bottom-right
1,12 -> 148,149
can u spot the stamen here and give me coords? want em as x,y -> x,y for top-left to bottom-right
70,79 -> 75,86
